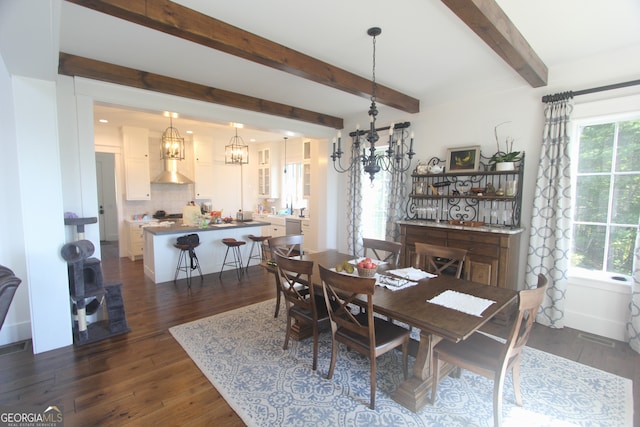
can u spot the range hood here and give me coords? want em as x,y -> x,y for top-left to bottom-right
152,159 -> 193,184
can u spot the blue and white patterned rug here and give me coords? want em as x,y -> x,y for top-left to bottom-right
169,299 -> 632,426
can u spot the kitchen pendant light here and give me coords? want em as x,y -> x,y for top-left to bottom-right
161,112 -> 185,160
153,112 -> 193,184
225,124 -> 249,164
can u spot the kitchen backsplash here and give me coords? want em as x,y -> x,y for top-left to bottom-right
123,183 -> 201,219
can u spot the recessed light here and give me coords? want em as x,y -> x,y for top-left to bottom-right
186,130 -> 193,134
98,119 -> 108,123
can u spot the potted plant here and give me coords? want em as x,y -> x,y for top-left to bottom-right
489,122 -> 520,171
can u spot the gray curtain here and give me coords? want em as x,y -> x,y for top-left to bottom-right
385,164 -> 408,243
347,159 -> 363,257
628,221 -> 640,353
525,98 -> 573,328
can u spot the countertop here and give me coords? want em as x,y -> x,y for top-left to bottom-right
143,220 -> 269,235
397,219 -> 524,235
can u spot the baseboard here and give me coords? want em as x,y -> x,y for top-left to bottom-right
564,309 -> 627,342
0,320 -> 32,347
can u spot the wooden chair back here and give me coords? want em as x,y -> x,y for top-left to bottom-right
431,274 -> 548,427
319,264 -> 376,341
267,234 -> 304,259
273,253 -> 314,314
319,264 -> 409,409
503,274 -> 548,368
413,242 -> 467,278
362,238 -> 402,266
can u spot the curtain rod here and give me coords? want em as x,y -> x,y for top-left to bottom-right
541,79 -> 640,103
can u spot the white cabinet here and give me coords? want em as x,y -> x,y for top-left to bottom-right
127,220 -> 157,261
256,214 -> 286,238
303,163 -> 311,198
303,140 -> 311,161
257,147 -> 279,198
122,126 -> 151,200
193,139 -> 214,199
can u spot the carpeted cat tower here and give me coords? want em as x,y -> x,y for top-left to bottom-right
62,216 -> 130,344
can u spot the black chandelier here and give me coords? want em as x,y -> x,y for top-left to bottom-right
331,27 -> 415,183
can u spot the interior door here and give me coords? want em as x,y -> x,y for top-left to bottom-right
95,152 -> 118,242
96,157 -> 106,240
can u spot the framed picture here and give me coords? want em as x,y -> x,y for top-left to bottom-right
447,145 -> 481,172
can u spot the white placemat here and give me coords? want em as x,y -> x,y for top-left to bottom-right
427,290 -> 496,317
386,267 -> 436,281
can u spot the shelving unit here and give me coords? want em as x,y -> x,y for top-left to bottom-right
406,153 -> 524,228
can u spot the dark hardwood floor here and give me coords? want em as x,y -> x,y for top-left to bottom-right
0,241 -> 637,426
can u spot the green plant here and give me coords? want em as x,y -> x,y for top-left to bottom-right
490,122 -> 521,164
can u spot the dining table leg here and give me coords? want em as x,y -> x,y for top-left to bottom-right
392,329 -> 450,412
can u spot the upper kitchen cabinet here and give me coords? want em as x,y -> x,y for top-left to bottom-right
122,126 -> 150,200
193,138 -> 214,200
257,145 -> 280,198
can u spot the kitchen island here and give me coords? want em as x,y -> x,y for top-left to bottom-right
143,220 -> 269,284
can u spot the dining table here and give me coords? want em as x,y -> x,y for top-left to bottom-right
289,249 -> 519,412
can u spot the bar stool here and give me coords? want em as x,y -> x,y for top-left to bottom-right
245,234 -> 272,271
174,242 -> 203,288
219,238 -> 246,280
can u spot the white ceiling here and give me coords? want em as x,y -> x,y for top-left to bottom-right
58,0 -> 640,142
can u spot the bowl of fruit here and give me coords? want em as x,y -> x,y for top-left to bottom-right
356,258 -> 378,278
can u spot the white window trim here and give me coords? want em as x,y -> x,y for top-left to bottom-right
568,93 -> 640,289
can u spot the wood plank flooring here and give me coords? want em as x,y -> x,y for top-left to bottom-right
0,242 -> 637,426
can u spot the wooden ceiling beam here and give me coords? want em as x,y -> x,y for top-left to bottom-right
64,0 -> 420,114
440,0 -> 548,87
58,53 -> 343,129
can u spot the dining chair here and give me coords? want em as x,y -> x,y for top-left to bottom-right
267,235 -> 304,318
273,253 -> 327,371
0,271 -> 22,330
413,242 -> 467,278
318,264 -> 410,410
430,274 -> 548,427
362,238 -> 402,266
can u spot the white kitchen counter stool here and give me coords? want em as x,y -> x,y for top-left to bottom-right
220,238 -> 246,280
246,234 -> 271,271
173,242 -> 203,288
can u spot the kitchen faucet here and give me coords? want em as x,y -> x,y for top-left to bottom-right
299,207 -> 305,218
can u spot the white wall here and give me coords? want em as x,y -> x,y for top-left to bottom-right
333,46 -> 640,341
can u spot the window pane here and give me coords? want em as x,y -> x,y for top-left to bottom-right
577,123 -> 614,173
607,226 -> 637,276
616,120 -> 640,172
574,175 -> 610,222
611,174 -> 640,224
571,224 -> 605,270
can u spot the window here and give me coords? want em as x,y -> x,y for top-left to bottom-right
361,148 -> 391,240
281,162 -> 308,211
571,115 -> 640,277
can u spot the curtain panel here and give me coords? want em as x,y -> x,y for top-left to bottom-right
525,99 -> 573,328
628,221 -> 640,353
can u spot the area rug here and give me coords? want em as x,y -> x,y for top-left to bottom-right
169,300 -> 632,427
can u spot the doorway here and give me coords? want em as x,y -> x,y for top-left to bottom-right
95,152 -> 119,242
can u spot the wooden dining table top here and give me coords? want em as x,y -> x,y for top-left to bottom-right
299,249 -> 518,343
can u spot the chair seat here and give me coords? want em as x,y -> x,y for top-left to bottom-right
336,314 -> 410,351
222,238 -> 246,247
248,234 -> 271,242
290,297 -> 330,322
174,242 -> 200,250
434,332 -> 504,374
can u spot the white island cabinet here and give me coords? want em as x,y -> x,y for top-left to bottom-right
143,221 -> 268,284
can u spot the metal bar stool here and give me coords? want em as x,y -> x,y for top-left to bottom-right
219,238 -> 246,280
245,234 -> 272,271
174,242 -> 203,288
